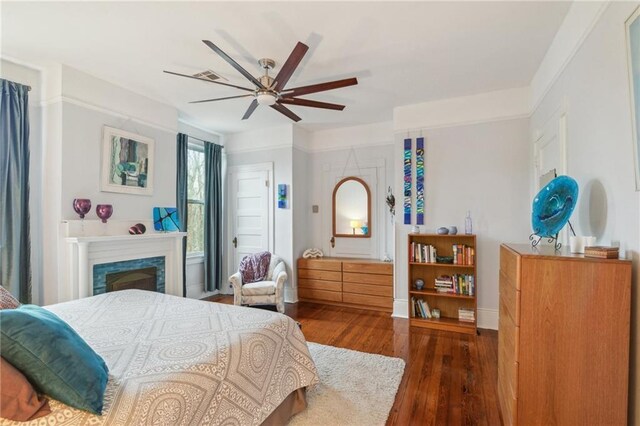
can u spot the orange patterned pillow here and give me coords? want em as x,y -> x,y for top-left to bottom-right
0,357 -> 51,421
0,286 -> 19,309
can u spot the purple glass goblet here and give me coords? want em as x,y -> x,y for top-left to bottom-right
73,199 -> 91,219
96,204 -> 113,223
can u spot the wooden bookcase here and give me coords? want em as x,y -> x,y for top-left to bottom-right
408,233 -> 477,335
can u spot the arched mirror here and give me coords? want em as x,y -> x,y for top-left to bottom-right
332,177 -> 371,238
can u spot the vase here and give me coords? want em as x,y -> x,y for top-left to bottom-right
73,199 -> 91,219
96,204 -> 113,224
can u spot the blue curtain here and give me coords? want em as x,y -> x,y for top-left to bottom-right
0,79 -> 31,303
176,133 -> 188,297
204,142 -> 222,291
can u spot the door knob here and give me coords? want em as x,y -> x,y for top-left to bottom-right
330,236 -> 335,248
232,237 -> 238,248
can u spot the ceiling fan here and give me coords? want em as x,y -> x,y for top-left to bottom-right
164,40 -> 358,122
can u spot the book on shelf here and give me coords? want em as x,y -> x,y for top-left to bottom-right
434,274 -> 475,296
452,244 -> 475,266
458,308 -> 475,322
411,297 -> 432,319
584,246 -> 619,259
410,243 -> 437,263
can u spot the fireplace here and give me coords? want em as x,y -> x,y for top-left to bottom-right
106,267 -> 157,293
93,256 -> 165,295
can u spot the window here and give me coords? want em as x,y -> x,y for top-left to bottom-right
187,143 -> 205,254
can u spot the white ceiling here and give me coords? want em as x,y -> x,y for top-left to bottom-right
2,1 -> 571,134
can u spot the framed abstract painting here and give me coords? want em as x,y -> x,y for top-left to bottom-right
626,6 -> 640,191
101,126 -> 154,195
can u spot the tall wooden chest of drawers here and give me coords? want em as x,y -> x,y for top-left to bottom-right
498,244 -> 631,426
297,257 -> 393,312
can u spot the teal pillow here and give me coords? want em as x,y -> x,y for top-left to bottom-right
0,305 -> 108,414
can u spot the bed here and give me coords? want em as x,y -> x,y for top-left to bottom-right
3,290 -> 318,425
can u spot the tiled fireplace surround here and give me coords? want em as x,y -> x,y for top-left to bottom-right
61,220 -> 185,302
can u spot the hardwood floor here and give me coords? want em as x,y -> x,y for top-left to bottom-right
205,296 -> 502,425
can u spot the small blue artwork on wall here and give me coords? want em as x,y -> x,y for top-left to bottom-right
153,207 -> 181,231
278,184 -> 287,209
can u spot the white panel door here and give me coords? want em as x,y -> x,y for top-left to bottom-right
228,164 -> 273,271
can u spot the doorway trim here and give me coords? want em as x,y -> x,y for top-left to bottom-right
226,162 -> 274,279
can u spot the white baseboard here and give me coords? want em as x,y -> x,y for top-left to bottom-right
392,299 -> 408,318
477,308 -> 498,330
393,299 -> 498,331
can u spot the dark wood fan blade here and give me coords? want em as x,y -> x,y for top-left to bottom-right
270,103 -> 301,122
282,77 -> 358,97
242,99 -> 259,120
278,97 -> 345,110
202,40 -> 265,89
189,94 -> 253,104
163,70 -> 254,92
273,42 -> 309,92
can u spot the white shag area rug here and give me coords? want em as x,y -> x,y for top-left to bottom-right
289,342 -> 406,426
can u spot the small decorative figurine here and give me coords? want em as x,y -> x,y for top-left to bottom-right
128,223 -> 146,235
302,248 -> 324,259
414,279 -> 425,290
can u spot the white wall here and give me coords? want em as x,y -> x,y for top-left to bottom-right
60,102 -> 176,220
292,126 -> 311,301
306,142 -> 394,259
225,127 -> 296,301
392,89 -> 532,327
529,2 -> 640,422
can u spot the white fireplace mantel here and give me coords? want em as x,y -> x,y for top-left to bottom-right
61,220 -> 186,302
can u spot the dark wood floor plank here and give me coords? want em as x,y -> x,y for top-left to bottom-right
205,296 -> 501,425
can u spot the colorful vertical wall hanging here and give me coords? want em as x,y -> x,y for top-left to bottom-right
404,138 -> 412,224
278,184 -> 287,209
416,137 -> 425,225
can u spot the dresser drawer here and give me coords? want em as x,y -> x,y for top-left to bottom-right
298,279 -> 342,292
499,270 -> 520,326
498,371 -> 517,426
343,293 -> 392,309
299,288 -> 342,302
343,261 -> 392,275
343,272 -> 392,286
297,258 -> 342,272
343,282 -> 392,297
500,245 -> 520,290
499,294 -> 519,396
298,269 -> 342,282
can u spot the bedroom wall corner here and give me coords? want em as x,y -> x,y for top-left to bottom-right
225,126 -> 295,302
392,90 -> 532,326
528,2 -> 640,421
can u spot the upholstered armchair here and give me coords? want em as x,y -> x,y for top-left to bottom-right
229,254 -> 287,313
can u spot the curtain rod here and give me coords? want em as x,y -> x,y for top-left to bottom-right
187,134 -> 224,148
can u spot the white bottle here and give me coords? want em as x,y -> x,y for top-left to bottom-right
465,211 -> 472,235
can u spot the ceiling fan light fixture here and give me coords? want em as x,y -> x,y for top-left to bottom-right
257,92 -> 277,106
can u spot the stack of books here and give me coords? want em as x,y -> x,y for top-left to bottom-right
584,246 -> 619,259
410,243 -> 437,263
452,244 -> 475,265
458,308 -> 475,322
434,274 -> 475,296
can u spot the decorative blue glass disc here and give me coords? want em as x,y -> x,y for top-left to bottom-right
531,175 -> 578,237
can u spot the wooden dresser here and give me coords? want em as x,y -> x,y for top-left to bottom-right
498,244 -> 631,426
297,257 -> 393,312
